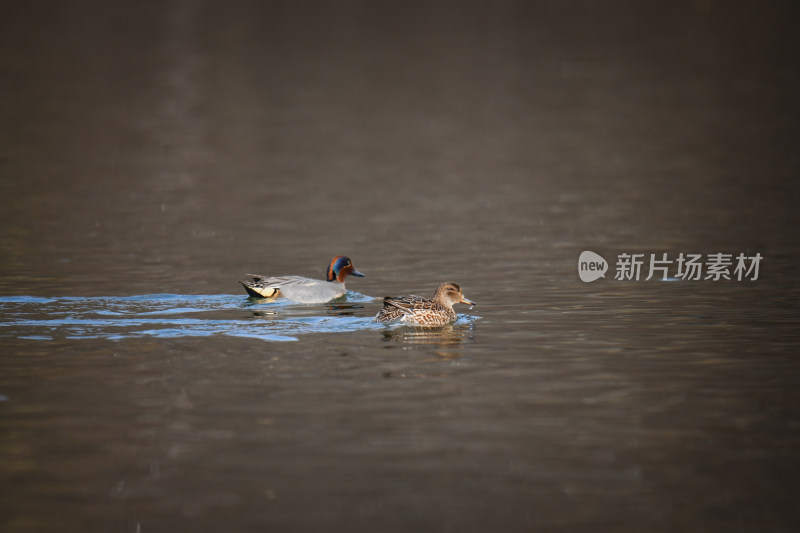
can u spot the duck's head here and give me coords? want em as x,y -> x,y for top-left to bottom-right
435,281 -> 476,307
326,256 -> 365,283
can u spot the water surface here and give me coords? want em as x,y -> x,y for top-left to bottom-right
1,1 -> 799,532
0,293 -> 386,342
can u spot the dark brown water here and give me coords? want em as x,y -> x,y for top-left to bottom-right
2,1 -> 799,532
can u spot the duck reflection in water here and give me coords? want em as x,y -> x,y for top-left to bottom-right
381,322 -> 476,354
325,302 -> 365,317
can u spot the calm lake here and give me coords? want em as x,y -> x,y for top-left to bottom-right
1,1 -> 799,532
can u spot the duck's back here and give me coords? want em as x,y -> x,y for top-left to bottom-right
376,295 -> 455,326
241,275 -> 346,303
278,277 -> 346,303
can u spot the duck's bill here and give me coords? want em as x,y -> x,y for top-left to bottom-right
460,297 -> 476,306
351,269 -> 366,277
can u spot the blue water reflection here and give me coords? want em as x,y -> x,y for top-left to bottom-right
0,293 -> 383,342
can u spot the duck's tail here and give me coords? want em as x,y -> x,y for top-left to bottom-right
239,276 -> 279,298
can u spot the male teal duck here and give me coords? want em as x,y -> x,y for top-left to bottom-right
240,256 -> 365,304
375,281 -> 475,326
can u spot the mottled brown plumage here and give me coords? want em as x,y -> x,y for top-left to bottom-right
375,281 -> 476,326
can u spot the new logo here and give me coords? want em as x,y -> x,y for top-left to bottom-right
578,251 -> 608,282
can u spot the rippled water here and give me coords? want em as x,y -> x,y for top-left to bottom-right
2,1 -> 799,532
0,293 -> 390,342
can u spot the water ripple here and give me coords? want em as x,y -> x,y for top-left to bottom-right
0,293 -> 382,342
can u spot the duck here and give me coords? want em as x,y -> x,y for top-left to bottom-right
375,281 -> 475,326
239,256 -> 365,304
